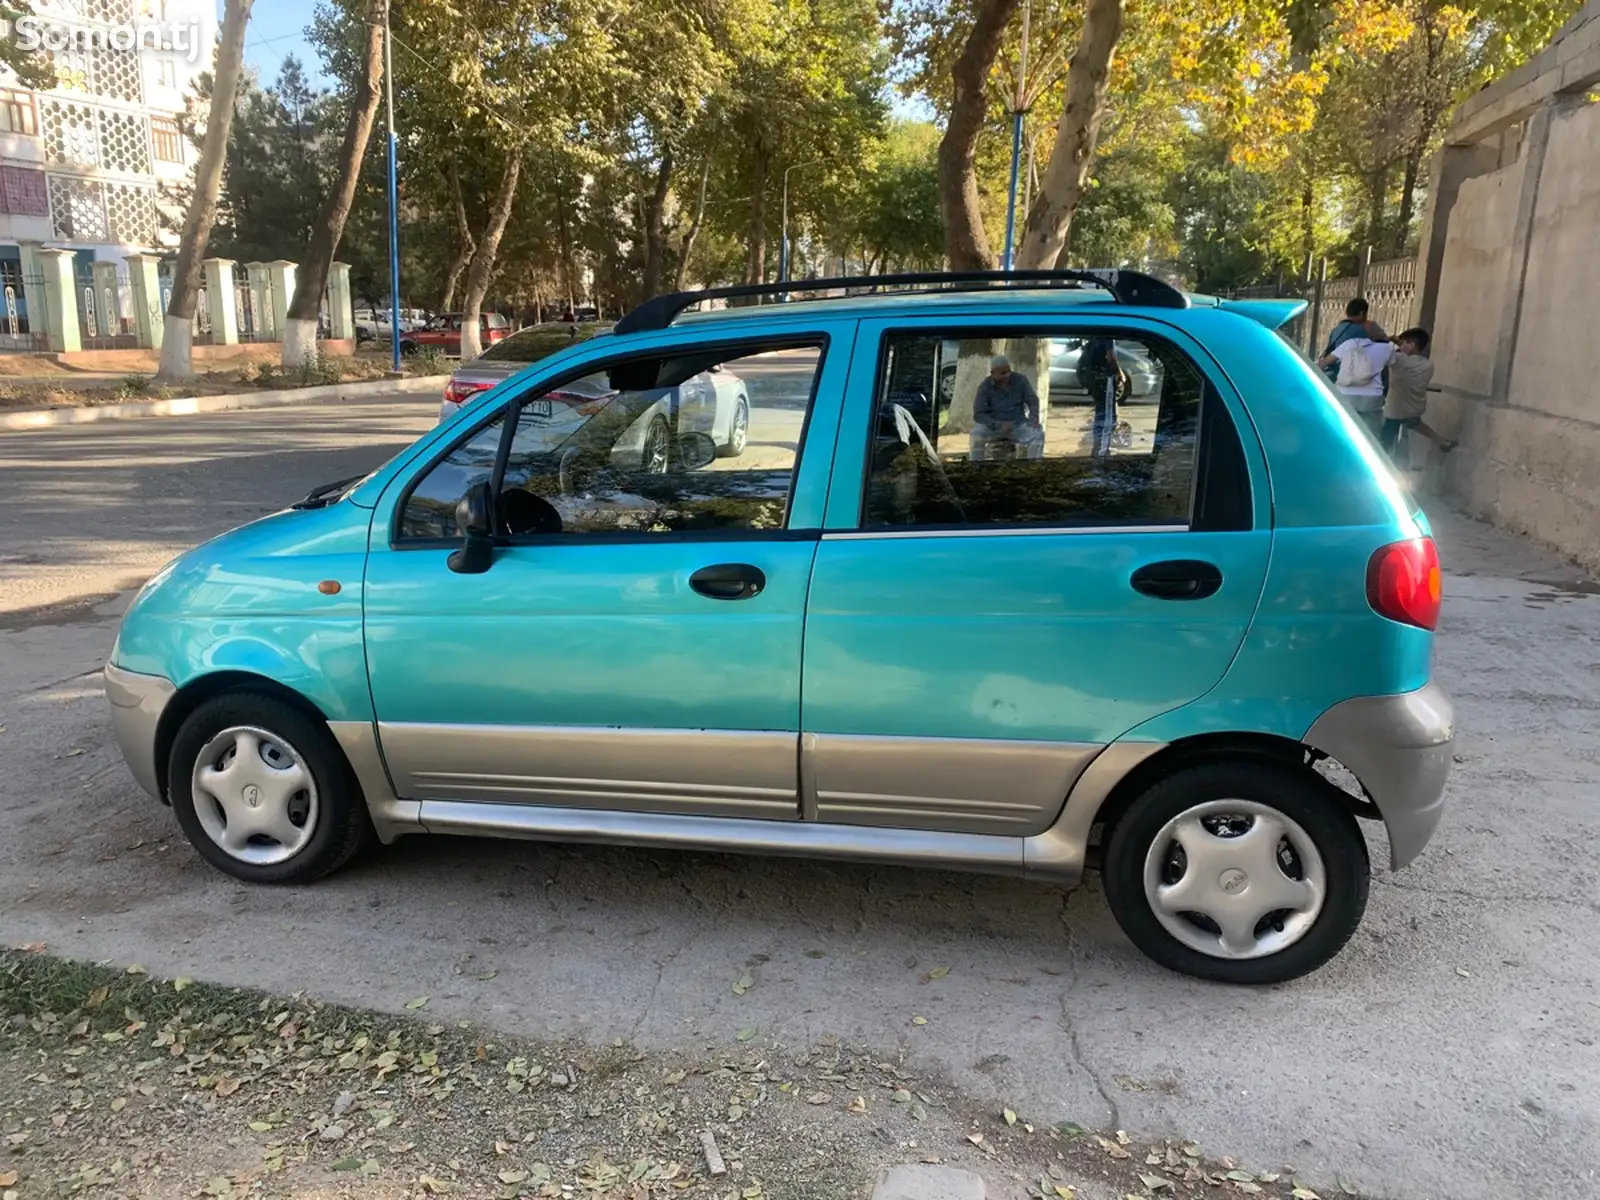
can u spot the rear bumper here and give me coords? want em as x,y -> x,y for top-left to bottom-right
1304,680 -> 1455,869
104,662 -> 176,800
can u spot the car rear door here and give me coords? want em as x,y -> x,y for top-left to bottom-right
799,313 -> 1272,836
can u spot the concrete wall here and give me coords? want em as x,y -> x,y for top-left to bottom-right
1416,1 -> 1600,569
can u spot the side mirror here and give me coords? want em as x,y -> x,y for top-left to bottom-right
447,481 -> 495,574
675,431 -> 717,471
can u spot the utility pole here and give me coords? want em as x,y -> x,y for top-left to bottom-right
1001,0 -> 1030,272
383,0 -> 402,372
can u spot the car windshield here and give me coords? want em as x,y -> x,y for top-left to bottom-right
477,321 -> 612,364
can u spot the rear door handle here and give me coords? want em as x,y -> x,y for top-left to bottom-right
1130,559 -> 1223,601
689,563 -> 766,601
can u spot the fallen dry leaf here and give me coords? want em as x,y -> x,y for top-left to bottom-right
0,1173 -> 16,1188
406,996 -> 430,1010
911,1016 -> 928,1026
732,972 -> 755,996
214,1077 -> 242,1097
1003,1108 -> 1017,1126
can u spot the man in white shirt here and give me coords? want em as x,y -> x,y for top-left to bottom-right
1318,337 -> 1394,436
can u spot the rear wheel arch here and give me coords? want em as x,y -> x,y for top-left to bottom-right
154,672 -> 340,803
1085,733 -> 1377,859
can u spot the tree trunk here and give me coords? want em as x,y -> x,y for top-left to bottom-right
458,149 -> 522,361
283,0 -> 384,367
639,146 -> 674,303
674,155 -> 711,292
1013,0 -> 1124,270
438,161 -> 475,312
745,148 -> 769,285
556,195 -> 576,316
1365,165 -> 1387,255
936,0 -> 1021,271
156,0 -> 254,381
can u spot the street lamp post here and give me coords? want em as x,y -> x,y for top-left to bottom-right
1001,0 -> 1031,272
383,0 -> 402,372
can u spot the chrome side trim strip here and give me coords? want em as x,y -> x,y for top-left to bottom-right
1025,741 -> 1166,882
328,720 -> 420,844
418,799 -> 1027,876
805,733 -> 1099,836
379,723 -> 801,820
104,663 -> 177,800
822,525 -> 1186,541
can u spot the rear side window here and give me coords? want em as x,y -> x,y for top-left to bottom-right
862,330 -> 1207,530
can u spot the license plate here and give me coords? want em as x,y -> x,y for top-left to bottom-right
526,398 -> 552,419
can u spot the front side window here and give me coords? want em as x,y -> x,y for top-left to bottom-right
399,342 -> 823,540
863,331 -> 1202,529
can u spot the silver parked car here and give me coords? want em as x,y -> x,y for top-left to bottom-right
1049,337 -> 1163,402
438,322 -> 752,468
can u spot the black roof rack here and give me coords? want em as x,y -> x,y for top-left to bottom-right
612,268 -> 1188,335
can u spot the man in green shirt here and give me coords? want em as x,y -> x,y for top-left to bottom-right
1380,328 -> 1456,460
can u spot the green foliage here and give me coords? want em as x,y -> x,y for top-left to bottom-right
199,0 -> 1582,309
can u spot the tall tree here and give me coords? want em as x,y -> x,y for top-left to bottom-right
935,0 -> 1021,270
283,0 -> 385,366
1013,0 -> 1124,269
157,0 -> 255,382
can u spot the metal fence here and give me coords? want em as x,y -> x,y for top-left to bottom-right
1220,248 -> 1418,358
0,264 -> 48,352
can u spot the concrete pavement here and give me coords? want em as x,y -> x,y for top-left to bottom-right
0,394 -> 1596,1200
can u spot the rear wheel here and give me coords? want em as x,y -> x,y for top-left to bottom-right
718,396 -> 749,458
167,693 -> 371,884
1101,761 -> 1369,984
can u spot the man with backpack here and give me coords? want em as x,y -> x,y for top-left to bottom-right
1318,326 -> 1393,435
1321,298 -> 1388,382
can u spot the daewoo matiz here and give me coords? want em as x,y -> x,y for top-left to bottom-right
106,269 -> 1453,984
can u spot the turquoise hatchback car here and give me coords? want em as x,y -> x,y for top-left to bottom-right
105,270 -> 1453,984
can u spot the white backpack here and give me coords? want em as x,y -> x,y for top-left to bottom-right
1336,339 -> 1380,388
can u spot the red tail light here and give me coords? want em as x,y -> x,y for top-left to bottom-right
1367,537 -> 1442,630
443,379 -> 491,405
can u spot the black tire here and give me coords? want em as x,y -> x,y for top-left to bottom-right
717,396 -> 749,458
167,692 -> 372,885
1101,761 -> 1369,985
399,340 -> 419,357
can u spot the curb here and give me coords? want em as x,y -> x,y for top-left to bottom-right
0,374 -> 449,431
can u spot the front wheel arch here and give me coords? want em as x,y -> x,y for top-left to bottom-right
154,672 -> 337,804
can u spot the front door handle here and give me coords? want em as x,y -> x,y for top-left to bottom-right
689,563 -> 766,601
1130,559 -> 1223,601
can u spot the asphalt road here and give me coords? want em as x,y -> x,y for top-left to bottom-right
1,395 -> 1597,1200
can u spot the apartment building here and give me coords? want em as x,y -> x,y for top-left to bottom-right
0,0 -> 210,346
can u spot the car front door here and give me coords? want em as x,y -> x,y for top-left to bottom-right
800,315 -> 1271,836
363,328 -> 848,821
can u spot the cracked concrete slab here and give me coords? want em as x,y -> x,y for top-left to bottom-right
1,399 -> 1597,1199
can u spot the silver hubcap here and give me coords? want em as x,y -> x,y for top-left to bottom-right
191,726 -> 318,865
1143,799 -> 1326,960
731,402 -> 748,452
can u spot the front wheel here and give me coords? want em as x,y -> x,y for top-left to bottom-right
640,416 -> 671,474
167,693 -> 372,884
1101,761 -> 1369,984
